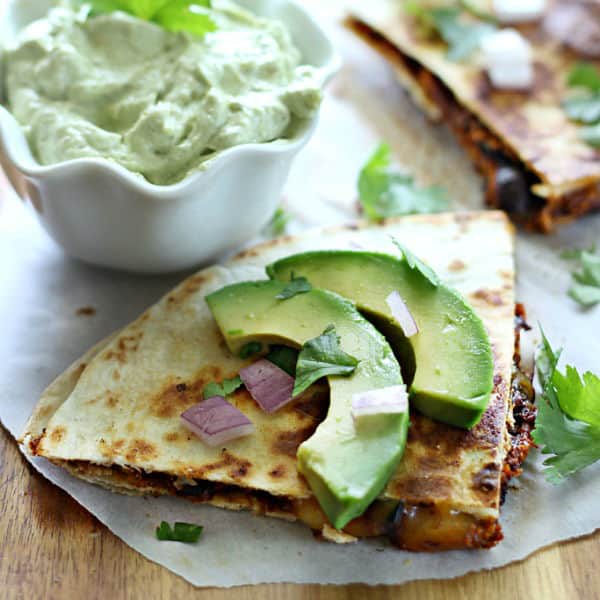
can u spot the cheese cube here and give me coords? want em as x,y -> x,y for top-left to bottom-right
493,0 -> 547,23
481,29 -> 533,90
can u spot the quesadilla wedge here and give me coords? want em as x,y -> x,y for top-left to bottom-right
347,0 -> 600,231
21,211 -> 535,550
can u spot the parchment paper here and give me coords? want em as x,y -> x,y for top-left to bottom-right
1,1 -> 600,587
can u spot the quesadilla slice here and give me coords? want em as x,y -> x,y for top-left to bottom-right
347,0 -> 600,231
21,211 -> 535,550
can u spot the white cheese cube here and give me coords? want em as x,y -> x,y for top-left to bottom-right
493,0 -> 547,23
481,29 -> 533,90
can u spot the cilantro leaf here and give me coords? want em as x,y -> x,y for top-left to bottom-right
276,275 -> 312,300
203,376 -> 242,400
567,63 -> 600,92
155,521 -> 203,543
358,144 -> 449,221
239,341 -> 262,360
563,64 -> 600,147
554,366 -> 600,427
581,123 -> 600,147
263,207 -> 292,238
293,325 -> 359,397
564,96 -> 600,125
266,345 -> 299,376
532,330 -> 600,484
565,250 -> 600,307
560,244 -> 597,260
79,0 -> 128,15
77,0 -> 216,37
569,284 -> 600,307
153,0 -> 216,37
391,238 -> 440,287
427,7 -> 496,61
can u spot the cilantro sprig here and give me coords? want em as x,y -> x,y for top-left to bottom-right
532,331 -> 600,484
293,325 -> 359,397
276,274 -> 312,300
392,238 -> 440,287
564,63 -> 600,148
75,0 -> 217,37
263,207 -> 292,238
405,2 -> 496,61
358,144 -> 449,221
155,521 -> 203,543
203,376 -> 243,400
561,245 -> 600,307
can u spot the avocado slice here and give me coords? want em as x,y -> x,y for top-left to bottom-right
206,280 -> 409,529
267,250 -> 494,429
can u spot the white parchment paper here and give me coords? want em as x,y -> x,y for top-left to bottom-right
1,1 -> 599,587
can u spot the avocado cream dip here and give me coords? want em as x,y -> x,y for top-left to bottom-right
1,1 -> 322,185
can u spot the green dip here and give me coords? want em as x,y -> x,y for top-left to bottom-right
1,1 -> 322,184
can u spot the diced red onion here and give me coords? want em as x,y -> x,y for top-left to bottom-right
386,291 -> 419,337
544,4 -> 600,58
348,240 -> 364,250
351,385 -> 409,421
519,327 -> 537,379
239,358 -> 295,413
181,397 -> 254,447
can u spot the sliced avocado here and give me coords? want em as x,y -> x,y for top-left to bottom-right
206,281 -> 409,529
267,250 -> 494,429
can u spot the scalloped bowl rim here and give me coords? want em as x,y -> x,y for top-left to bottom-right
0,0 -> 340,199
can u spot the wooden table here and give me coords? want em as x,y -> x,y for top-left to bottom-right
1,173 -> 599,599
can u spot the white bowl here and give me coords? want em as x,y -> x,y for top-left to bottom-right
0,0 -> 339,273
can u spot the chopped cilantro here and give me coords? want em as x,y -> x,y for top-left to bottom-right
406,4 -> 495,61
266,345 -> 299,377
532,330 -> 600,483
560,244 -> 597,260
239,341 -> 262,360
581,123 -> 600,148
563,63 -> 600,148
293,325 -> 359,397
203,376 -> 242,400
153,0 -> 216,36
392,238 -> 440,287
567,63 -> 600,92
76,0 -> 216,37
275,274 -> 312,300
563,248 -> 600,307
430,7 -> 496,61
264,207 -> 292,238
358,143 -> 449,221
155,521 -> 203,543
564,96 -> 600,125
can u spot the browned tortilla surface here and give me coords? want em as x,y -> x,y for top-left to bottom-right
21,212 -> 527,549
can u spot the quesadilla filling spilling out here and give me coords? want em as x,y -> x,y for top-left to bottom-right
21,212 -> 536,550
347,0 -> 600,231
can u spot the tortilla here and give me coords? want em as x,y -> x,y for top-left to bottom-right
21,211 -> 534,550
347,0 -> 600,231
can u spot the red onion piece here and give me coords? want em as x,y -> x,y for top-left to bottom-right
239,358 -> 295,413
181,397 -> 254,447
352,385 -> 409,421
386,291 -> 419,337
544,3 -> 600,58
